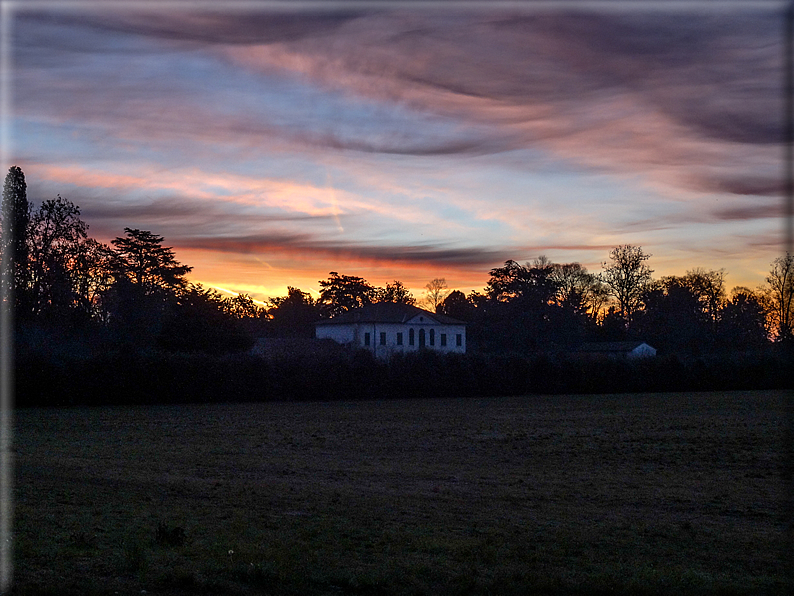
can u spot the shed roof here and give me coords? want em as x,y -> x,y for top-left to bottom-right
576,341 -> 653,353
315,302 -> 465,326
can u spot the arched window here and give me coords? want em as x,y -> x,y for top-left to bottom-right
429,329 -> 435,346
419,328 -> 426,348
409,328 -> 415,346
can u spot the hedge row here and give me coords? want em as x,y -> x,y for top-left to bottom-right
14,347 -> 793,407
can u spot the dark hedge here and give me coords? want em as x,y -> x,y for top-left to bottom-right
13,345 -> 792,407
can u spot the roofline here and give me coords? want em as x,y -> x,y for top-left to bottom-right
315,316 -> 467,326
314,303 -> 466,326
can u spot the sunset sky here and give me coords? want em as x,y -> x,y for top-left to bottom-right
6,2 -> 787,303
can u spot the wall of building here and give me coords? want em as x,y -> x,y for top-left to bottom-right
315,324 -> 356,345
316,322 -> 466,356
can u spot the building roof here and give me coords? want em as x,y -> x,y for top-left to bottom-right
315,302 -> 466,326
576,341 -> 654,353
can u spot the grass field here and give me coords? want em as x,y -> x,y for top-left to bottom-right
12,391 -> 791,595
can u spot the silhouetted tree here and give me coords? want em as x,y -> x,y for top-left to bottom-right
438,289 -> 474,321
103,276 -> 162,346
158,284 -> 253,354
467,290 -> 488,309
106,229 -> 191,346
760,253 -> 794,341
111,228 -> 191,295
458,290 -> 489,352
634,278 -> 708,354
479,258 -> 566,353
26,196 -> 88,319
70,238 -> 118,322
597,306 -> 629,341
375,280 -> 416,305
221,293 -> 269,336
485,260 -> 528,303
318,272 -> 375,317
550,262 -> 607,322
223,293 -> 266,319
486,258 -> 558,309
422,278 -> 449,312
268,286 -> 320,337
600,245 -> 653,324
717,287 -> 769,349
678,268 -> 726,328
635,269 -> 727,351
1,166 -> 30,309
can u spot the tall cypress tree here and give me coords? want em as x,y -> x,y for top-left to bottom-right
1,166 -> 30,308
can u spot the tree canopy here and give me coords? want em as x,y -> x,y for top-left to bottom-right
318,272 -> 375,317
26,196 -> 88,318
600,245 -> 653,322
375,280 -> 416,305
761,253 -> 794,341
422,278 -> 449,312
111,228 -> 192,294
268,286 -> 320,338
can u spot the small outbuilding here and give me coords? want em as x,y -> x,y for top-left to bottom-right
315,302 -> 466,357
573,341 -> 657,360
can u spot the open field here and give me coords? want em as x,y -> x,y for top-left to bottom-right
12,391 -> 791,595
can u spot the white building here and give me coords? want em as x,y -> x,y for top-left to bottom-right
315,303 -> 466,357
575,341 -> 657,359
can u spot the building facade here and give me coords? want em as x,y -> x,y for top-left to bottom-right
315,303 -> 466,357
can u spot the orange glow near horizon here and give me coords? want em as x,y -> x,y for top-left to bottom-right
178,244 -> 768,305
179,246 -> 488,303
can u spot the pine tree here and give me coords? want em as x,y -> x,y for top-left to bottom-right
111,228 -> 192,294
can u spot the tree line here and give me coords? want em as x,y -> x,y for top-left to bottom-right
437,248 -> 791,356
242,247 -> 792,357
3,166 -> 792,405
303,250 -> 790,356
2,165 -> 793,360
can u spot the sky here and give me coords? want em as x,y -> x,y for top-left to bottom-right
4,1 -> 789,303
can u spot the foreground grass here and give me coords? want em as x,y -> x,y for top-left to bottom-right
13,391 -> 791,595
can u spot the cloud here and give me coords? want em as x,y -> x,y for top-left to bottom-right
609,194 -> 784,234
25,160 -> 497,258
713,202 -> 783,222
17,7 -> 783,197
176,230 -> 625,276
178,233 -> 511,269
218,9 -> 783,195
31,163 -> 363,218
18,9 -> 369,48
10,6 -> 786,293
82,196 -> 329,226
708,177 -> 784,197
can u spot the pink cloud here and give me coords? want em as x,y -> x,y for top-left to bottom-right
219,10 -> 782,198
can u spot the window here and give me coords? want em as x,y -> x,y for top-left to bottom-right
419,328 -> 426,347
456,334 -> 462,347
397,332 -> 403,345
429,329 -> 435,346
409,328 -> 415,345
364,332 -> 370,346
440,333 -> 447,347
380,332 -> 386,346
